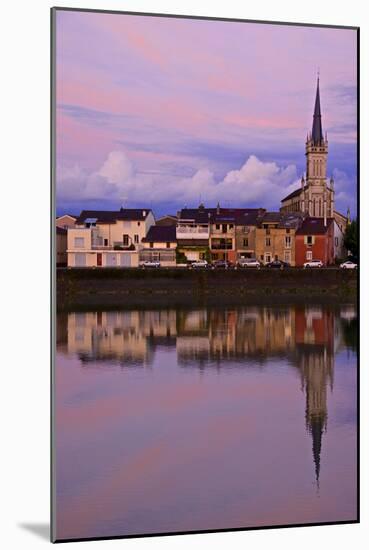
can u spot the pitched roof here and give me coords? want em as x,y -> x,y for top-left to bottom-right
278,212 -> 305,229
281,186 -> 305,202
56,214 -> 77,220
296,217 -> 333,235
76,209 -> 152,224
142,225 -> 176,243
261,211 -> 282,223
156,215 -> 178,226
258,211 -> 304,229
177,208 -> 213,224
177,207 -> 264,225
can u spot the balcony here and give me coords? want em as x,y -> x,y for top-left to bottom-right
176,225 -> 209,240
113,241 -> 136,251
211,244 -> 233,250
90,237 -> 138,251
210,239 -> 233,251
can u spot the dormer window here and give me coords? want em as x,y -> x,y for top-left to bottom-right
84,217 -> 97,228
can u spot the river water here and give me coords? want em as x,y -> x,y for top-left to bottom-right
55,303 -> 357,540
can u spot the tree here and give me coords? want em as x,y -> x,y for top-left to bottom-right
175,248 -> 187,264
343,219 -> 358,258
204,246 -> 212,263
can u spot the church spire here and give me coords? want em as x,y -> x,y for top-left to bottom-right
308,414 -> 325,487
312,76 -> 324,145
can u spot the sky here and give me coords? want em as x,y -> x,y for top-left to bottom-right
55,10 -> 357,218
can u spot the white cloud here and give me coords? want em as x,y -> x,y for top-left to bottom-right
98,151 -> 134,184
57,150 -> 300,209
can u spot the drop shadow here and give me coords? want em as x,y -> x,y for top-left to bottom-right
18,523 -> 50,541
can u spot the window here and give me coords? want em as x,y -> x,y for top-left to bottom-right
166,242 -> 170,248
75,253 -> 86,266
285,251 -> 291,263
265,237 -> 271,247
74,237 -> 85,248
137,221 -> 141,226
307,235 -> 313,245
134,234 -> 139,244
216,224 -> 220,230
150,242 -> 154,248
306,251 -> 313,260
123,234 -> 129,246
243,238 -> 249,247
286,228 -> 290,234
229,224 -> 234,230
266,228 -> 271,235
261,255 -> 264,261
265,253 -> 271,263
222,224 -> 227,233
104,238 -> 108,247
285,236 -> 291,248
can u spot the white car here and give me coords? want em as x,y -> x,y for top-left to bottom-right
237,258 -> 261,269
303,259 -> 323,268
340,260 -> 357,269
140,260 -> 160,268
190,260 -> 209,269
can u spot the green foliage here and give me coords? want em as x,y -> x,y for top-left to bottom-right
204,247 -> 212,263
343,219 -> 358,258
175,248 -> 188,264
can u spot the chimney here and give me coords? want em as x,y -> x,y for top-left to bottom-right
142,210 -> 146,217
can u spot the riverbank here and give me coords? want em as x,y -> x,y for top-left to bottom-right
56,267 -> 357,311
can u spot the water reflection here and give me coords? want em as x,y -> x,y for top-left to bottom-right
56,304 -> 357,538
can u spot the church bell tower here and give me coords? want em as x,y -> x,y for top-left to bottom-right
304,76 -> 334,218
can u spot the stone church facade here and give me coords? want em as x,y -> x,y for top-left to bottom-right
280,78 -> 347,232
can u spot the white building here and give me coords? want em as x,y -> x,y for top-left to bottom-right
67,208 -> 155,267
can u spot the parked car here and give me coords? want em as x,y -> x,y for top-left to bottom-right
265,260 -> 289,269
237,258 -> 261,269
190,260 -> 209,269
140,260 -> 160,268
303,259 -> 323,268
340,260 -> 357,269
212,259 -> 233,269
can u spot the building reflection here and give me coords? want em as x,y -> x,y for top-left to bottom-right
60,310 -> 177,367
58,304 -> 356,485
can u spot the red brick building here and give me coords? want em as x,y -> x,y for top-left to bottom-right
295,218 -> 335,266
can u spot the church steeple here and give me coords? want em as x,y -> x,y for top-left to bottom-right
312,77 -> 324,145
280,73 -> 335,218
